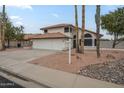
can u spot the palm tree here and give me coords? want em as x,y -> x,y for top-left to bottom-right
95,5 -> 101,58
74,5 -> 79,53
80,5 -> 85,54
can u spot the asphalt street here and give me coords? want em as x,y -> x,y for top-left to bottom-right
0,75 -> 23,88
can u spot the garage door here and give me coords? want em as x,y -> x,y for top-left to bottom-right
32,39 -> 67,50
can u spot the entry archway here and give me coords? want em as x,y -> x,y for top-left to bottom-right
84,33 -> 93,46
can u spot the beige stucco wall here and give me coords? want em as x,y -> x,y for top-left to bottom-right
43,27 -> 74,37
46,27 -> 64,34
32,38 -> 69,50
43,27 -> 96,40
100,40 -> 124,49
4,41 -> 32,48
42,26 -> 97,47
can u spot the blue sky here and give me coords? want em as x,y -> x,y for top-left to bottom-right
0,5 -> 124,39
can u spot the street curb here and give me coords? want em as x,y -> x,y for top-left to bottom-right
0,65 -> 123,88
0,66 -> 51,88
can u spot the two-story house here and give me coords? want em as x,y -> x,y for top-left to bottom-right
31,24 -> 103,50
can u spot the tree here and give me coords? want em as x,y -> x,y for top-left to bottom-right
101,7 -> 124,48
80,5 -> 85,54
0,6 -> 24,49
1,15 -> 24,48
5,20 -> 16,48
74,5 -> 79,53
5,24 -> 24,48
14,25 -> 24,41
95,5 -> 101,58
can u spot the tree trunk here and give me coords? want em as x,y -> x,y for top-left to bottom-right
1,5 -> 6,50
0,23 -> 3,50
80,5 -> 85,54
74,5 -> 79,53
112,33 -> 117,48
112,40 -> 116,48
95,5 -> 101,58
7,39 -> 10,48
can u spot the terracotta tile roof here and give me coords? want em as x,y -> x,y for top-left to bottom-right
24,34 -> 41,40
40,23 -> 103,37
26,32 -> 69,39
85,29 -> 103,37
40,23 -> 74,30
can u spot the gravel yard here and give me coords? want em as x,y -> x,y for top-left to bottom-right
79,59 -> 124,85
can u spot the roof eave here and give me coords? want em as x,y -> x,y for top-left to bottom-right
31,37 -> 69,39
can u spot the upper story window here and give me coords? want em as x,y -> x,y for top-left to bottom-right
44,29 -> 48,33
84,33 -> 92,38
64,27 -> 72,33
70,28 -> 72,32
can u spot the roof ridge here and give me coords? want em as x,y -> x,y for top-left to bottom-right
40,23 -> 74,30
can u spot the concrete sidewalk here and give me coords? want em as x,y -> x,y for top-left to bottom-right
0,60 -> 123,88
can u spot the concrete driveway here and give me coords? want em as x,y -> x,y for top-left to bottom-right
0,49 -> 57,66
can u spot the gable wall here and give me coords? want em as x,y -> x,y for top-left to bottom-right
43,26 -> 96,40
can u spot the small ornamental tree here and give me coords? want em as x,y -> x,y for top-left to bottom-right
5,20 -> 16,48
101,7 -> 124,48
14,25 -> 24,41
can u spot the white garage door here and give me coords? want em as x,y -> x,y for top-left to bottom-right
32,39 -> 67,50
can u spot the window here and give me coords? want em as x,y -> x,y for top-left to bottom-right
70,28 -> 72,32
64,27 -> 72,33
44,29 -> 48,33
84,33 -> 93,46
84,39 -> 92,46
64,27 -> 69,32
73,35 -> 76,39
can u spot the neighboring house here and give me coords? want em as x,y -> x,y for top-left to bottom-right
31,23 -> 103,50
4,34 -> 34,48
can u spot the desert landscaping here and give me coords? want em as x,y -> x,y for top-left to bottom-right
29,49 -> 124,85
30,49 -> 124,73
79,59 -> 124,85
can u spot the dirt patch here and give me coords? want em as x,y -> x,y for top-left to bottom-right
29,49 -> 124,74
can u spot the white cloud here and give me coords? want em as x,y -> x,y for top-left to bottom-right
14,5 -> 33,10
10,16 -> 23,20
10,16 -> 24,26
15,21 -> 23,26
51,13 -> 59,18
0,5 -> 32,10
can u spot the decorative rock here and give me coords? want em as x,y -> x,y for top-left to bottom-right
79,60 -> 124,85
